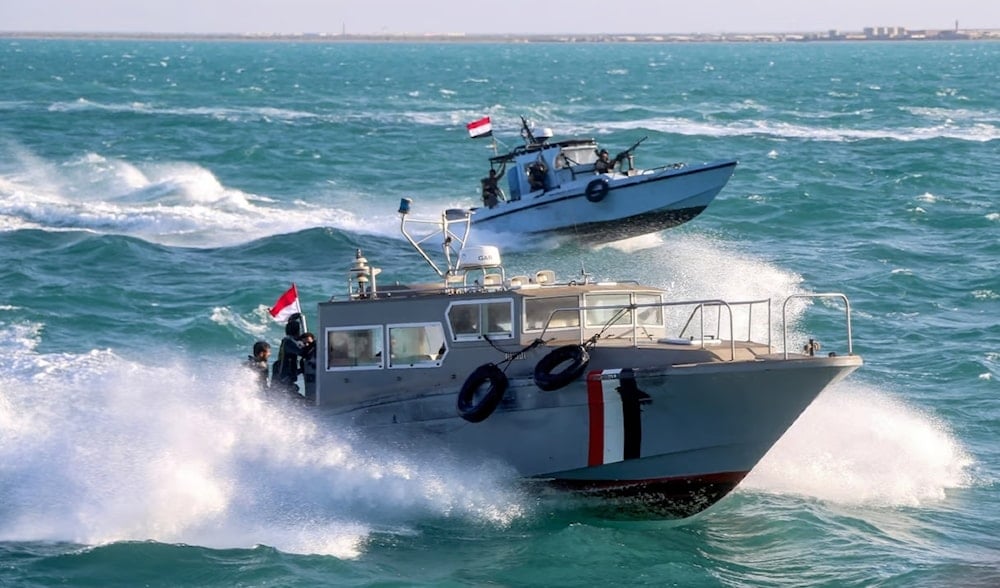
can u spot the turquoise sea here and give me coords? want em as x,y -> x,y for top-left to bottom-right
1,38 -> 998,586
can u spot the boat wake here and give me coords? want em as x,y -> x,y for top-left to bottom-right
741,381 -> 974,507
598,234 -> 976,509
0,323 -> 528,557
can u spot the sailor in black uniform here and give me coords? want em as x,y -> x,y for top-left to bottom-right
272,313 -> 307,396
300,331 -> 317,401
247,340 -> 271,391
595,149 -> 617,174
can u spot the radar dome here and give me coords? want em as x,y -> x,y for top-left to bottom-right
458,246 -> 502,270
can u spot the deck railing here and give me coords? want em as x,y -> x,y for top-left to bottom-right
539,298 -> 772,361
781,293 -> 854,359
540,293 -> 854,361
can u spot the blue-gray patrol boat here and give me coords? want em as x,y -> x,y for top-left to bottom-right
470,118 -> 738,244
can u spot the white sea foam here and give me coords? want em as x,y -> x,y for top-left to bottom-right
902,105 -> 994,121
34,98 -> 1000,144
210,305 -> 274,338
0,324 -> 527,556
47,98 -> 324,124
573,116 -> 1000,143
742,382 -> 974,507
0,146 -> 399,247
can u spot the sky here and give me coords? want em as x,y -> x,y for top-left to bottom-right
2,0 -> 999,35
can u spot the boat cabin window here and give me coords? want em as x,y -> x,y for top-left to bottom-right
583,293 -> 664,328
326,325 -> 384,370
388,323 -> 447,368
447,299 -> 514,341
523,295 -> 581,332
584,293 -> 633,327
635,293 -> 664,326
562,145 -> 598,166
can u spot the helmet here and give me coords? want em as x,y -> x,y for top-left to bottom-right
285,313 -> 304,337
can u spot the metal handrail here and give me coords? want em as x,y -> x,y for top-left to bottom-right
676,298 -> 772,349
781,293 -> 854,359
538,298 -> 761,361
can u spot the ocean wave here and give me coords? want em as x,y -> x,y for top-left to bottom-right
47,98 -> 328,124
592,116 -> 1000,143
902,105 -> 1000,123
40,98 -> 992,145
0,330 -> 527,555
0,146 -> 403,247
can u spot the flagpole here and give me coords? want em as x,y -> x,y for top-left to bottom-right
292,283 -> 307,333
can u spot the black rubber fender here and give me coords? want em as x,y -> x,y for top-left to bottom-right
457,363 -> 509,423
585,178 -> 610,202
533,345 -> 591,391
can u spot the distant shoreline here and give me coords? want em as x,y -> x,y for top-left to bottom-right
2,29 -> 999,43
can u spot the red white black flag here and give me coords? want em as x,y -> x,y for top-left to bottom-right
466,116 -> 492,139
268,283 -> 301,322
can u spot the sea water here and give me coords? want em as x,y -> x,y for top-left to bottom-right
0,38 -> 997,586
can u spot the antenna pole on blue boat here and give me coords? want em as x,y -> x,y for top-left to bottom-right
520,115 -> 536,145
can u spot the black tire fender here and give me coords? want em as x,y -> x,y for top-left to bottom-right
585,178 -> 610,202
457,363 -> 509,423
533,345 -> 591,391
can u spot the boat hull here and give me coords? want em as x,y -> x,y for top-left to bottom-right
327,353 -> 861,517
471,159 -> 737,243
546,471 -> 748,519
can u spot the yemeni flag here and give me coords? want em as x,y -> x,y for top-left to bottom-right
268,283 -> 302,322
466,116 -> 492,139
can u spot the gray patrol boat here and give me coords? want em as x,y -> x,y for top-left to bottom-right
307,200 -> 862,517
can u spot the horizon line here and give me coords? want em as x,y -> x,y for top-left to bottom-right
3,26 -> 1000,38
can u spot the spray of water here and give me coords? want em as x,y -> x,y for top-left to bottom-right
610,233 -> 975,507
0,172 -> 976,548
0,324 -> 528,557
742,382 -> 974,506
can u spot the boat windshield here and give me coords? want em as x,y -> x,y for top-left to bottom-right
561,145 -> 598,166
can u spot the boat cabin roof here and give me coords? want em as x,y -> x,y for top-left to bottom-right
490,137 -> 598,165
335,278 -> 653,303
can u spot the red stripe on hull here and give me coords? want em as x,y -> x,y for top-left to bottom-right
548,471 -> 750,519
586,371 -> 604,466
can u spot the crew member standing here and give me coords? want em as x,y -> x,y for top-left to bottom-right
246,340 -> 271,391
272,313 -> 307,396
595,149 -> 617,174
300,331 -> 317,401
